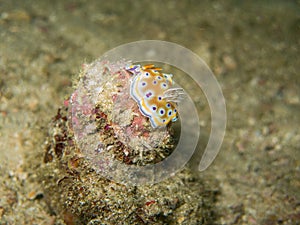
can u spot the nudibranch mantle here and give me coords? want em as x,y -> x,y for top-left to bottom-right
126,64 -> 183,128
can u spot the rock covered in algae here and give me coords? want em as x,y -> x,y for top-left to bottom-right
39,59 -> 217,224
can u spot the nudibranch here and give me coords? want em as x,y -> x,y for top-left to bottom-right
126,64 -> 184,128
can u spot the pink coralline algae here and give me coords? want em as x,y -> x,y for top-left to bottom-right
69,60 -> 177,168
40,59 -> 216,224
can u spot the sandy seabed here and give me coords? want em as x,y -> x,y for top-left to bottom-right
0,1 -> 299,224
